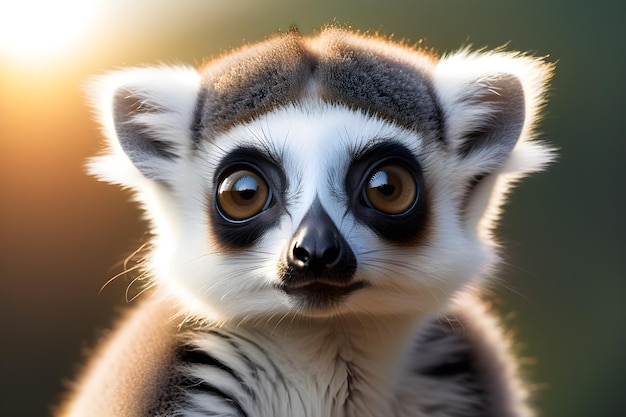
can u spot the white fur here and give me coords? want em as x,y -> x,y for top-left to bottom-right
70,42 -> 552,417
104,102 -> 484,323
85,50 -> 553,323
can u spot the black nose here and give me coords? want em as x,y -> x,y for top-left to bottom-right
291,223 -> 342,272
285,199 -> 356,281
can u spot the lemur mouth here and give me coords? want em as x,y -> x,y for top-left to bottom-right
280,280 -> 367,299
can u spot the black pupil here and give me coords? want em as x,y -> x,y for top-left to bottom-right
234,176 -> 257,201
377,183 -> 395,196
370,171 -> 395,197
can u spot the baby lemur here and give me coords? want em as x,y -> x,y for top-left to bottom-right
58,27 -> 553,417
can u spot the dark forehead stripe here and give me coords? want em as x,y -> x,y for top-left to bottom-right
193,28 -> 443,142
313,30 -> 444,139
193,32 -> 315,141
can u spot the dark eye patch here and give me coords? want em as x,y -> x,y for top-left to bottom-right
208,147 -> 286,249
345,142 -> 429,244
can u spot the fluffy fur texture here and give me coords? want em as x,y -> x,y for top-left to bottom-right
59,28 -> 553,417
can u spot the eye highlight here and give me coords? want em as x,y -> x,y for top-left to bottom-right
216,166 -> 271,222
363,162 -> 418,215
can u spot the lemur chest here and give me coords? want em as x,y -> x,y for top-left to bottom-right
177,327 -> 417,417
253,362 -> 393,417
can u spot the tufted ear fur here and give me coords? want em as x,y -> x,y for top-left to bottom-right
433,50 -> 554,233
87,66 -> 201,188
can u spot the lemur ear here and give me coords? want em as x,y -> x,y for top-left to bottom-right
433,51 -> 554,232
87,66 -> 201,186
433,50 -> 553,176
453,73 -> 524,164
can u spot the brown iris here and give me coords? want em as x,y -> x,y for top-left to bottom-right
216,168 -> 270,221
365,163 -> 417,215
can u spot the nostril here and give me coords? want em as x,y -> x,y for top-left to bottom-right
291,236 -> 341,271
293,245 -> 311,264
321,242 -> 340,266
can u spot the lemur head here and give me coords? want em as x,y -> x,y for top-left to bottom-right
89,28 -> 552,321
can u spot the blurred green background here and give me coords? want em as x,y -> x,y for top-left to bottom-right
1,0 -> 624,416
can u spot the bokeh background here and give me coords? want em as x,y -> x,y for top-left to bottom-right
1,0 -> 624,416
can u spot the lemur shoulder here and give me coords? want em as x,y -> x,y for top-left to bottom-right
57,27 -> 553,417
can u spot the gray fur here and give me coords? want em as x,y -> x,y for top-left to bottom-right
58,290 -> 527,417
55,295 -> 181,416
192,30 -> 314,142
113,28 -> 525,182
455,74 -> 526,165
113,89 -> 181,181
314,29 -> 443,140
193,29 -> 443,143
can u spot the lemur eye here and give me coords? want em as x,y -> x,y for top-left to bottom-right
216,166 -> 271,221
363,162 -> 417,215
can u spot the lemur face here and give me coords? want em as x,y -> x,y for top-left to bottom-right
174,104 -> 479,319
89,28 -> 552,321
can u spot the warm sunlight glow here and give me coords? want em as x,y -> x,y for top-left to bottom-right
0,0 -> 101,62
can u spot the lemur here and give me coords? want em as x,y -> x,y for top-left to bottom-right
58,27 -> 553,417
